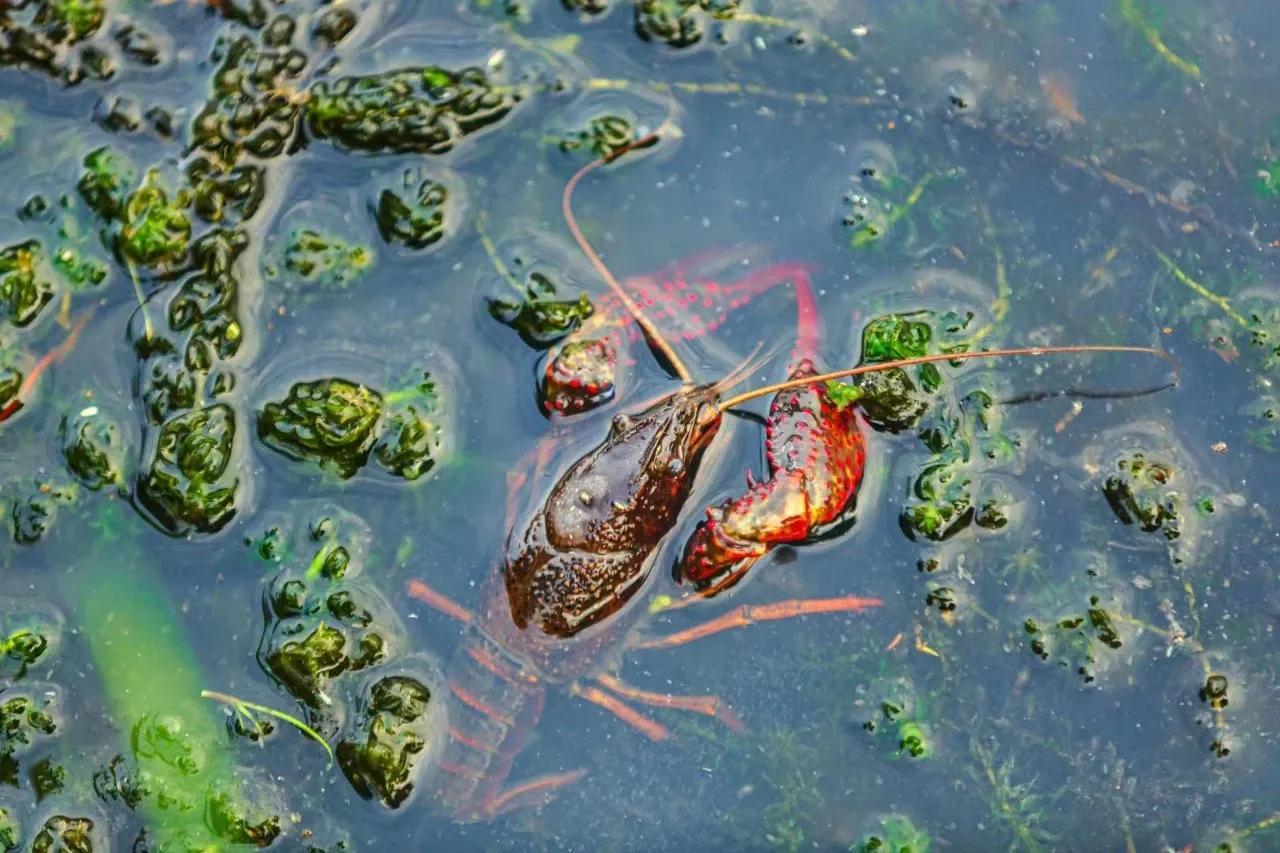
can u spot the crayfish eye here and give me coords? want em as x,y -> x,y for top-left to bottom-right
666,458 -> 685,475
611,413 -> 631,433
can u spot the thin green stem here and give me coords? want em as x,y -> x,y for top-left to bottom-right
1116,0 -> 1201,80
1152,246 -> 1249,329
126,258 -> 154,341
851,174 -> 934,249
733,12 -> 857,63
475,211 -> 525,296
201,689 -> 334,766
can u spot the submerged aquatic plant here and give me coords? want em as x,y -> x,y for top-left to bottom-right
558,113 -> 638,159
257,512 -> 403,736
634,0 -> 741,49
853,313 -> 941,430
487,270 -> 595,349
61,407 -> 128,492
1114,0 -> 1201,79
278,228 -> 374,290
1253,158 -> 1280,199
0,691 -> 58,787
855,814 -> 932,853
137,404 -> 239,534
1101,451 -> 1181,540
1023,596 -> 1125,684
118,170 -> 191,272
376,370 -> 447,481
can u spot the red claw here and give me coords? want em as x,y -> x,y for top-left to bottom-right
675,274 -> 867,594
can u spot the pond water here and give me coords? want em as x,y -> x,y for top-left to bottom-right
0,0 -> 1278,850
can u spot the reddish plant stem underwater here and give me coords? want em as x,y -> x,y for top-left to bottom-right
0,312 -> 91,423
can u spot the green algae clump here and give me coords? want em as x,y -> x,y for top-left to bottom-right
62,410 -> 128,492
258,378 -> 384,478
1101,451 -> 1181,541
374,406 -> 443,481
30,815 -> 97,853
78,147 -> 136,220
1024,596 -> 1124,684
487,271 -> 595,349
0,240 -> 55,327
40,0 -> 105,44
137,405 -> 239,535
376,174 -> 449,250
119,171 -> 191,272
258,522 -> 398,721
558,114 -> 636,159
855,814 -> 932,853
205,773 -> 284,847
855,311 -> 946,432
337,674 -> 435,809
0,807 -> 16,851
634,0 -> 740,49
0,690 -> 58,787
306,66 -> 520,155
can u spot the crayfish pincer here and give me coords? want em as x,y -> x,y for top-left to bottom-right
504,382 -> 723,638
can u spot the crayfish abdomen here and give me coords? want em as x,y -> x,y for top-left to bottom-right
504,383 -> 723,639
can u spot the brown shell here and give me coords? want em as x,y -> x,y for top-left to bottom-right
504,383 -> 721,638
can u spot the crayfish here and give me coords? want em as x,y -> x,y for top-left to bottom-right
407,135 -> 1173,820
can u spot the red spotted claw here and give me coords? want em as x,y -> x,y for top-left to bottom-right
679,274 -> 867,592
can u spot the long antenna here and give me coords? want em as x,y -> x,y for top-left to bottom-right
715,344 -> 1177,414
562,134 -> 692,382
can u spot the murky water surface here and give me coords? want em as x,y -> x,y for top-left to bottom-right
0,0 -> 1278,849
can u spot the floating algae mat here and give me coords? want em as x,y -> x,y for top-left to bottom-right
0,0 -> 1278,849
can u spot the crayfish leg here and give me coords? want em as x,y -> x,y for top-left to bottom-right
594,673 -> 746,733
406,579 -> 476,626
475,768 -> 589,819
503,435 -> 561,534
570,682 -> 670,741
630,595 -> 883,651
